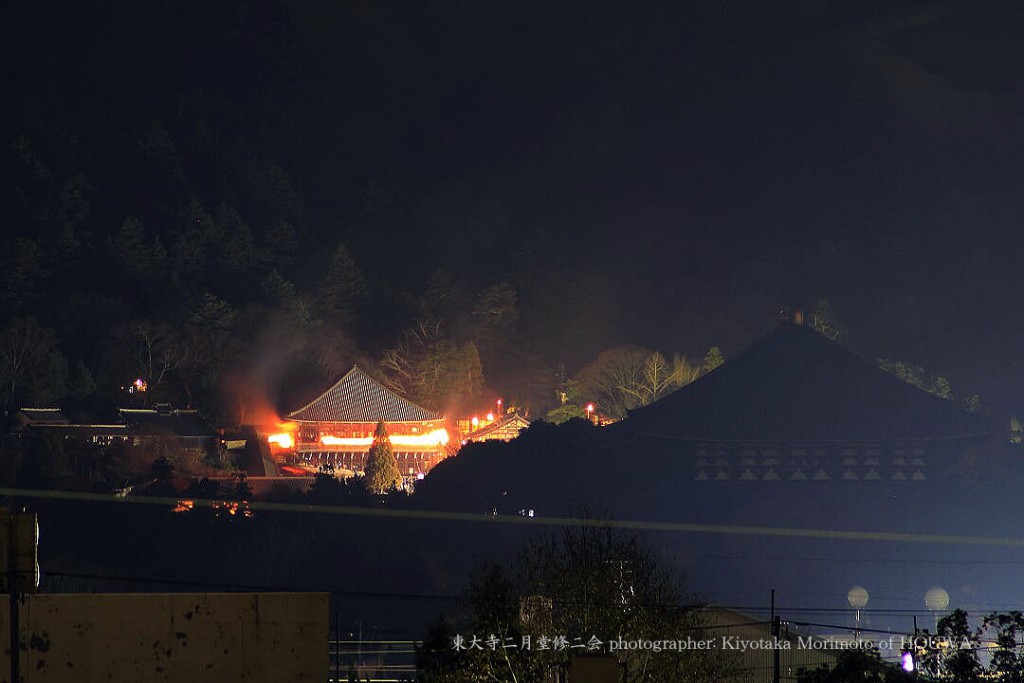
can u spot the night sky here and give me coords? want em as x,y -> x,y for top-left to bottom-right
7,0 -> 1024,414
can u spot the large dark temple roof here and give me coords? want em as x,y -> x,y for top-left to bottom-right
624,322 -> 1000,443
287,366 -> 441,423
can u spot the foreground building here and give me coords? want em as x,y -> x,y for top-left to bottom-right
14,404 -> 216,456
283,366 -> 450,477
1,592 -> 326,682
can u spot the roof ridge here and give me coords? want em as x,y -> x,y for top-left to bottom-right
286,365 -> 361,418
287,365 -> 442,423
624,323 -> 996,442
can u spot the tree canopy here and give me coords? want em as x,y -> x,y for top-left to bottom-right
549,346 -> 708,422
416,516 -> 730,682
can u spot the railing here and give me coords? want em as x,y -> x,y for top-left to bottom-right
327,634 -> 420,683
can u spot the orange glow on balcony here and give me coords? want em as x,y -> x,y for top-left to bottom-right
320,435 -> 372,446
319,428 -> 449,448
391,429 -> 449,446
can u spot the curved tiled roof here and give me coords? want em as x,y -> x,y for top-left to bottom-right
624,323 -> 1000,443
287,366 -> 441,423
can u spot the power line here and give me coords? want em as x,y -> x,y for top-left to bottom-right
6,486 -> 1024,549
44,570 -> 469,602
41,571 -> 1024,622
694,552 -> 1024,566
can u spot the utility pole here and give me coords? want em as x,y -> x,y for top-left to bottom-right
334,611 -> 340,683
8,570 -> 18,683
4,509 -> 39,683
771,589 -> 780,683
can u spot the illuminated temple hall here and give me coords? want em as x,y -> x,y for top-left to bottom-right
285,366 -> 450,477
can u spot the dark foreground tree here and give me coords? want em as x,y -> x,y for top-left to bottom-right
982,610 -> 1024,683
363,421 -> 402,494
416,515 -> 732,682
802,608 -> 1024,683
797,648 -> 914,683
918,608 -> 982,682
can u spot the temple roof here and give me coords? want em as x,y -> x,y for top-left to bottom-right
624,322 -> 1000,443
466,413 -> 532,441
119,408 -> 214,438
287,366 -> 441,423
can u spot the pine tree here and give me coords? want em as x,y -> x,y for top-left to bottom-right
318,242 -> 368,326
364,421 -> 402,494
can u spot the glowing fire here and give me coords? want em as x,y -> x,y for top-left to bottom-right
268,432 -> 294,449
267,422 -> 297,449
319,428 -> 450,448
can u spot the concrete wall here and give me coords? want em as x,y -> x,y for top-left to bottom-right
0,592 -> 327,682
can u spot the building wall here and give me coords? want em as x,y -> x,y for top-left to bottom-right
292,420 -> 449,476
0,592 -> 327,682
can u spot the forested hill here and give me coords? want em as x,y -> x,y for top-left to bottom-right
7,2 -> 994,426
2,3 -> 561,422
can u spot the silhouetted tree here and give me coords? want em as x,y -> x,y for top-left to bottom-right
186,477 -> 222,499
231,473 -> 252,500
417,517 -> 730,682
20,431 -> 70,488
920,608 -> 982,682
262,269 -> 311,325
0,317 -> 68,408
308,466 -> 342,503
67,360 -> 98,400
146,456 -> 178,496
982,610 -> 1024,682
0,238 -> 47,314
797,648 -> 913,682
216,202 -> 259,274
262,220 -> 300,269
111,216 -> 167,285
318,242 -> 368,327
105,321 -> 177,401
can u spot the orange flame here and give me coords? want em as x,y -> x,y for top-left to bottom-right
268,433 -> 294,449
267,421 -> 297,449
